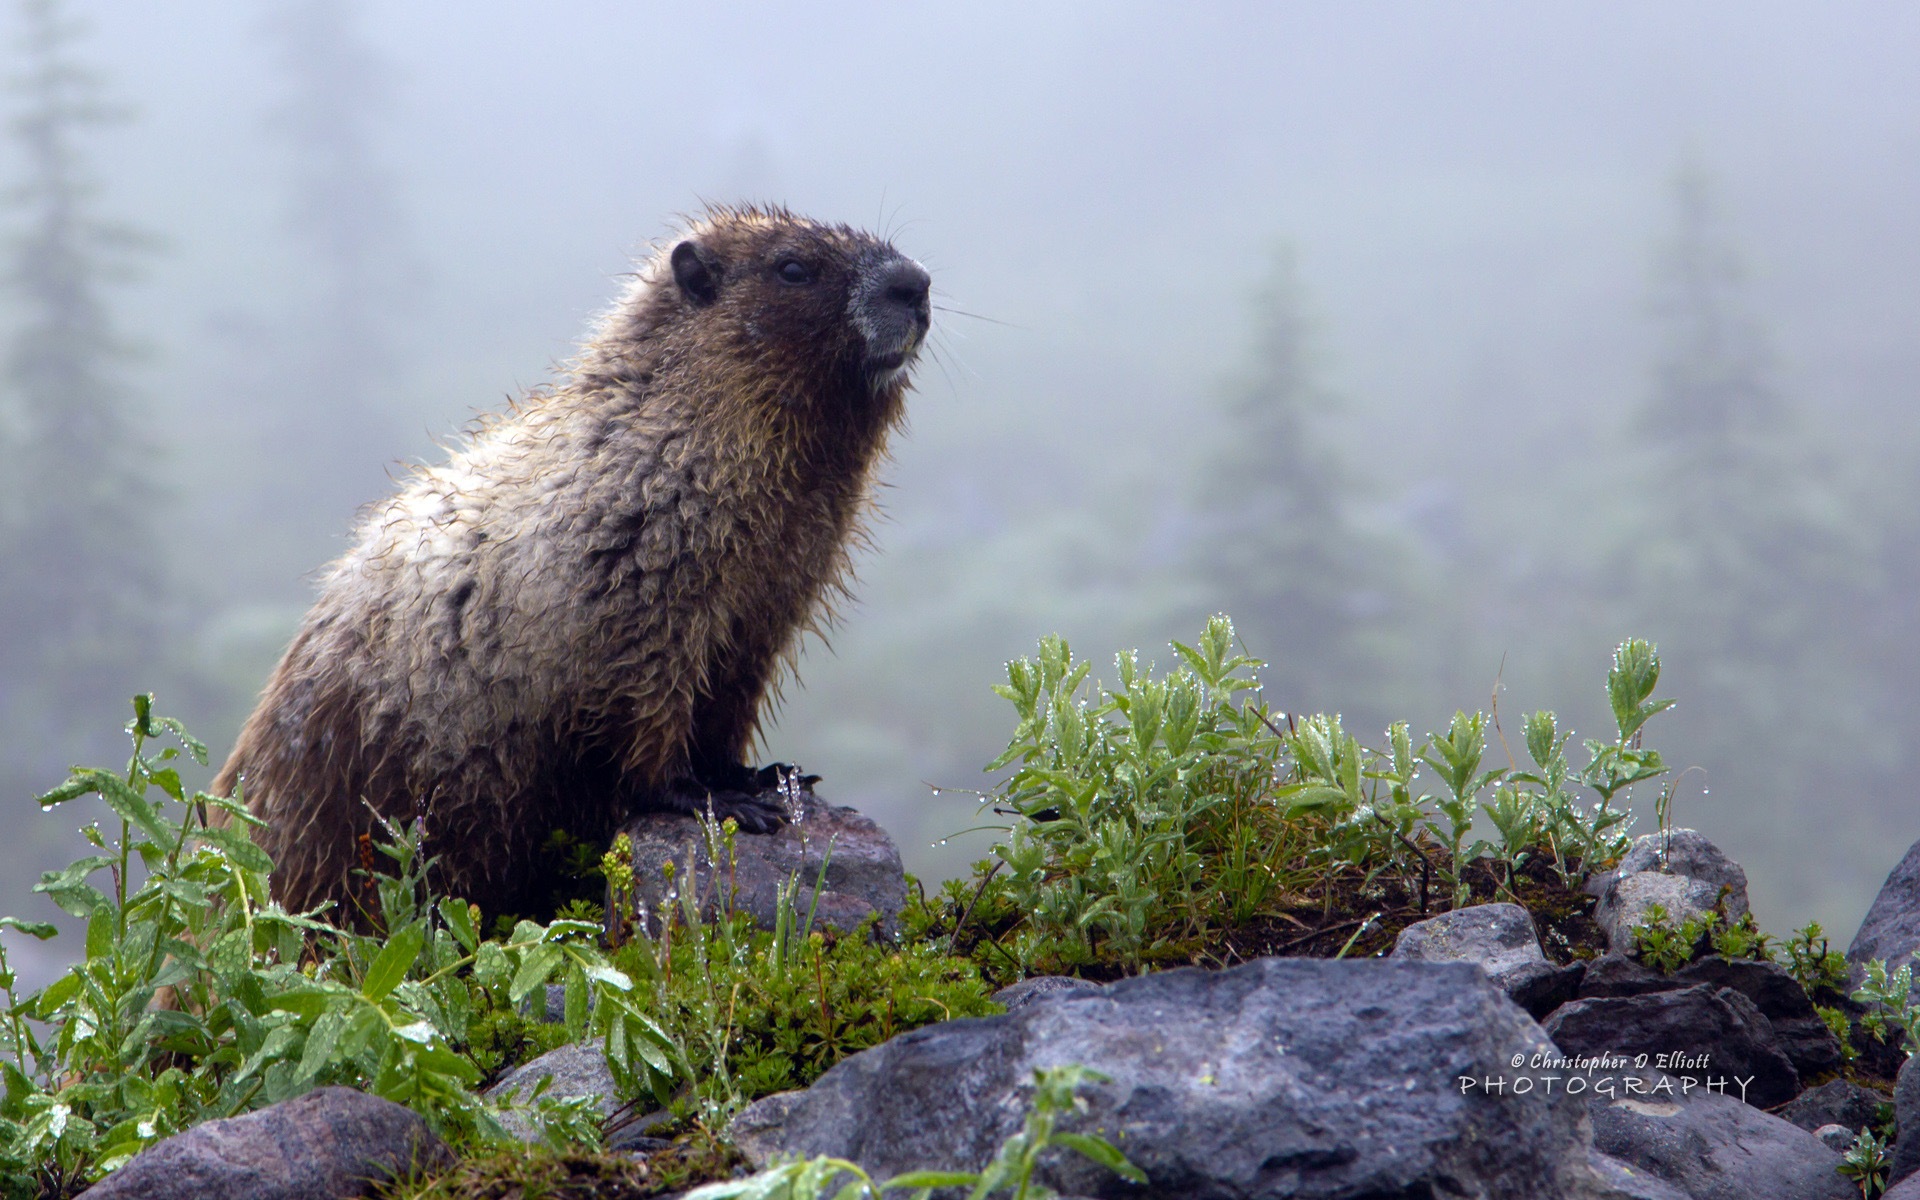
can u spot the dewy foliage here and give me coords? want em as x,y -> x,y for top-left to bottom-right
0,697 -> 675,1197
601,821 -> 1000,1128
953,616 -> 1674,977
0,696 -> 1000,1199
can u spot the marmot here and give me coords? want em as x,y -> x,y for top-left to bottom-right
215,205 -> 931,918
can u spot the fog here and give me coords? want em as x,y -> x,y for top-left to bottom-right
3,1 -> 1917,978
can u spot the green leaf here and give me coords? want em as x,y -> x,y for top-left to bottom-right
34,857 -> 114,917
34,776 -> 98,808
362,924 -> 426,1001
297,1008 -> 347,1082
36,973 -> 83,1016
0,916 -> 57,940
84,906 -> 114,961
336,1006 -> 384,1060
190,824 -> 275,874
438,897 -> 478,953
883,1170 -> 980,1188
89,770 -> 174,846
270,987 -> 338,1020
413,1043 -> 480,1084
510,943 -> 564,1004
1051,1131 -> 1147,1181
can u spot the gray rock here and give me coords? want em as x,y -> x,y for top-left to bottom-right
732,957 -> 1598,1199
1543,984 -> 1799,1108
1775,1077 -> 1892,1135
1849,836 -> 1920,985
1579,955 -> 1679,998
1591,830 -> 1751,955
484,1041 -> 664,1151
487,1042 -> 616,1119
1392,902 -> 1583,1017
80,1086 -> 449,1200
1582,1150 -> 1690,1200
1569,954 -> 1840,1084
1812,1123 -> 1855,1151
1894,1053 -> 1920,1185
1588,1076 -> 1853,1200
1887,1171 -> 1920,1200
1510,961 -> 1589,1019
1393,902 -> 1550,982
1594,873 -> 1730,956
991,975 -> 1101,1012
619,785 -> 905,937
1672,956 -> 1843,1079
1614,830 -> 1752,910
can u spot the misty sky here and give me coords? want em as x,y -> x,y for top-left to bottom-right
3,1 -> 1917,942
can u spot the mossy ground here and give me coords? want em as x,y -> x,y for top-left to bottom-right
379,1135 -> 744,1200
948,836 -> 1610,984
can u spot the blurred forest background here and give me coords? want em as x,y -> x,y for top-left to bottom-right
0,1 -> 1916,981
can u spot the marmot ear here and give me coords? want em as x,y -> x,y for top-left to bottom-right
671,240 -> 723,307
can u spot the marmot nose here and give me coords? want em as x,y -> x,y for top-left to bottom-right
882,260 -> 931,317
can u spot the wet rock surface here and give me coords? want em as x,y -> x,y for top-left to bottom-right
1851,835 -> 1920,983
1775,1077 -> 1892,1135
1543,983 -> 1800,1108
1671,955 -> 1842,1078
1591,829 -> 1751,954
80,1086 -> 449,1200
619,784 -> 906,936
732,957 -> 1596,1199
1586,1075 -> 1853,1200
1392,901 -> 1583,1016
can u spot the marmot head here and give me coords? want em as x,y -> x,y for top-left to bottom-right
656,205 -> 932,406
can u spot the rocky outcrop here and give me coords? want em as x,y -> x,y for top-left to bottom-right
732,957 -> 1601,1199
1894,1054 -> 1920,1186
1543,983 -> 1800,1108
618,785 -> 906,936
1850,836 -> 1920,983
1775,1077 -> 1892,1135
1392,901 -> 1584,1017
80,1087 -> 449,1200
484,1041 -> 668,1152
1586,1075 -> 1853,1200
1590,829 -> 1751,954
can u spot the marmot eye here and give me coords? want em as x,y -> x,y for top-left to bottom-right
777,259 -> 813,285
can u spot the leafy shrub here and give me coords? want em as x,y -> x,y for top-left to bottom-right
604,822 -> 1001,1125
0,696 -> 1003,1196
947,617 -> 1669,978
0,698 -> 678,1196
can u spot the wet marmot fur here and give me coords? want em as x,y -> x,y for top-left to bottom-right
215,205 -> 931,918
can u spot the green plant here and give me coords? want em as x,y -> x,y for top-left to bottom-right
0,697 -> 684,1196
681,1064 -> 1144,1200
957,620 -> 1670,977
1628,904 -> 1701,973
1852,960 -> 1920,1059
1838,1125 -> 1891,1198
609,817 -> 999,1125
1709,912 -> 1773,961
1626,904 -> 1772,973
980,617 -> 1291,973
1782,923 -> 1851,996
1818,1006 -> 1860,1064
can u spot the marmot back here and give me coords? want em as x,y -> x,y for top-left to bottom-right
215,205 -> 931,919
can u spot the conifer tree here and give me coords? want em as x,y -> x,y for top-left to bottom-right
1618,159 -> 1879,901
0,0 -> 161,762
262,0 -> 416,523
1185,248 -> 1410,726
